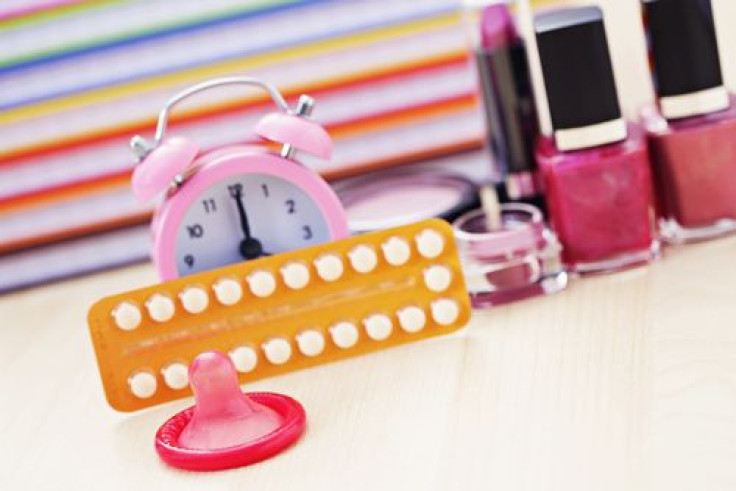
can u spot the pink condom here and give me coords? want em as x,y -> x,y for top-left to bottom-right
155,351 -> 306,471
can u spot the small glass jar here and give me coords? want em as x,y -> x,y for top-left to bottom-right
453,203 -> 568,309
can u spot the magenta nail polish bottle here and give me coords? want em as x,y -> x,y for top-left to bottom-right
534,6 -> 659,274
641,0 -> 736,243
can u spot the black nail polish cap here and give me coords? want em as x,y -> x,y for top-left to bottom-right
534,6 -> 622,131
643,0 -> 723,98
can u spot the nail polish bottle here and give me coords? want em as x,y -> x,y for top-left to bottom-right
641,0 -> 736,243
534,6 -> 659,274
472,2 -> 543,205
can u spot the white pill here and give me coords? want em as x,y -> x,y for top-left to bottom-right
112,301 -> 141,331
330,322 -> 359,349
213,278 -> 242,305
128,371 -> 157,399
381,237 -> 411,266
416,229 -> 445,258
263,338 -> 292,365
397,306 -> 427,333
296,329 -> 325,357
348,245 -> 378,273
162,362 -> 189,390
179,287 -> 209,314
229,346 -> 258,373
146,294 -> 175,322
363,314 -> 393,341
431,298 -> 460,326
281,262 -> 310,290
314,254 -> 344,282
247,270 -> 276,297
424,265 -> 453,292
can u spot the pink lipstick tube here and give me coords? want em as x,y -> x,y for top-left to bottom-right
641,0 -> 736,243
466,1 -> 542,202
453,203 -> 567,309
534,6 -> 659,274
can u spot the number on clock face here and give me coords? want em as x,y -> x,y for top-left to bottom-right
175,174 -> 331,275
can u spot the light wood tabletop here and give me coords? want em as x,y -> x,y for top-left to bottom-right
2,233 -> 736,490
3,0 -> 736,490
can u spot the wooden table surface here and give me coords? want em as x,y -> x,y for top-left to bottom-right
2,235 -> 736,490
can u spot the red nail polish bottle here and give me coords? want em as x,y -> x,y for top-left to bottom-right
641,0 -> 736,243
534,6 -> 659,274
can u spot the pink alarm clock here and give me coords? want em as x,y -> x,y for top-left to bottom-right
130,77 -> 349,280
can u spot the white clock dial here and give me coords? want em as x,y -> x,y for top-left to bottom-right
175,174 -> 330,275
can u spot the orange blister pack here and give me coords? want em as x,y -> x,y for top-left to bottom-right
88,219 -> 470,412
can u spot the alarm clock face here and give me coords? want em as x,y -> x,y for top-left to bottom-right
174,173 -> 331,275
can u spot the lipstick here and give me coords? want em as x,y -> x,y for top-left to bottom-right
474,2 -> 541,203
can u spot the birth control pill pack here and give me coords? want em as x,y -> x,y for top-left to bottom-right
88,219 -> 470,412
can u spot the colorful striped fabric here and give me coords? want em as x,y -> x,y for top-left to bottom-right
0,0 -> 479,253
0,0 -> 107,27
0,0 -> 567,290
0,0 -> 492,290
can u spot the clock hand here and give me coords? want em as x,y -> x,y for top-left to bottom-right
230,187 -> 252,240
230,187 -> 265,260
